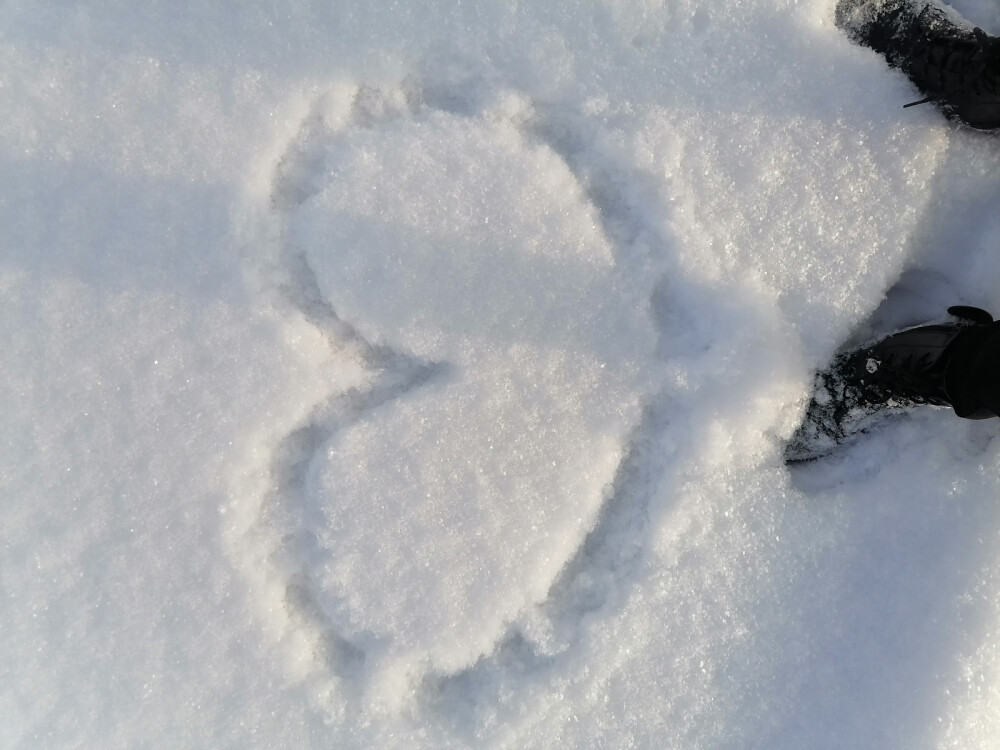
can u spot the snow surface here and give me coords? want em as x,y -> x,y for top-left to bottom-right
6,0 -> 1000,747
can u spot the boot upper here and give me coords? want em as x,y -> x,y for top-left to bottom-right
853,324 -> 962,407
836,0 -> 1000,129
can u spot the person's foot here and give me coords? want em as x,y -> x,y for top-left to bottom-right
786,306 -> 994,462
836,0 -> 1000,129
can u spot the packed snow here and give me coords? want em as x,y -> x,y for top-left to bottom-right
5,0 -> 1000,747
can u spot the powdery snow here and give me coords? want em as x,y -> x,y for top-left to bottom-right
4,1 -> 1000,748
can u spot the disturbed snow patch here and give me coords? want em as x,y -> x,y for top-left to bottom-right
230,78 -> 660,715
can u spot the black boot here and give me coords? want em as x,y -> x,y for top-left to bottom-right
835,0 -> 1000,129
786,306 -> 997,462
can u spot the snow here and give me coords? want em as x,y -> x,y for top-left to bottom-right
5,0 -> 1000,747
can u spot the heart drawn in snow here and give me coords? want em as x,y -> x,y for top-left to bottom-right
276,86 -> 657,678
